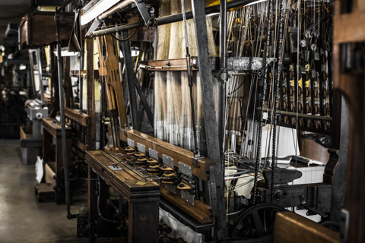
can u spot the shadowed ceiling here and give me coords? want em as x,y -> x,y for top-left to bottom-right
0,0 -> 32,43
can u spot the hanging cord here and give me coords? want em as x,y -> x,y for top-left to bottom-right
110,27 -> 139,42
97,175 -> 120,224
271,0 -> 286,205
252,0 -> 273,205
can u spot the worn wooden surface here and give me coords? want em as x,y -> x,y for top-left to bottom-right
86,150 -> 160,243
333,0 -> 365,242
86,37 -> 96,150
161,186 -> 213,224
120,128 -> 215,180
96,35 -> 127,128
35,183 -> 55,202
64,107 -> 90,127
42,118 -> 72,138
274,212 -> 339,243
19,12 -> 74,49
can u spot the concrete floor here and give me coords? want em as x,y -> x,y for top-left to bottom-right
0,139 -> 88,243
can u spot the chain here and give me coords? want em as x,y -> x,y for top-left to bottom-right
271,0 -> 285,204
253,0 -> 273,205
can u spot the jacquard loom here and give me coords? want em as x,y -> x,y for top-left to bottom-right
12,0 -> 364,242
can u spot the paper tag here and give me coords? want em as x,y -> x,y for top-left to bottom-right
136,182 -> 146,186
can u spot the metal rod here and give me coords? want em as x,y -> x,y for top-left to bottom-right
253,0 -> 272,205
98,0 -> 135,21
55,12 -> 74,219
28,50 -> 37,99
264,108 -> 332,121
219,0 -> 228,155
36,49 -> 45,105
181,0 -> 200,157
119,30 -> 140,130
88,0 -> 259,38
79,10 -> 84,113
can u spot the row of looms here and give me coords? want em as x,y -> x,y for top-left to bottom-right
1,0 -> 364,242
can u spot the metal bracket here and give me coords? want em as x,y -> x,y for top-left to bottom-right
127,138 -> 134,148
165,184 -> 176,195
181,190 -> 195,206
266,57 -> 277,66
137,142 -> 145,154
192,156 -> 203,168
85,17 -> 101,38
149,148 -> 158,160
179,162 -> 192,177
207,165 -> 217,213
54,14 -> 64,22
162,154 -> 174,168
134,0 -> 153,26
300,194 -> 328,218
108,165 -> 123,171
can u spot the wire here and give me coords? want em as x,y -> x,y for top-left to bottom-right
97,175 -> 120,224
110,28 -> 139,42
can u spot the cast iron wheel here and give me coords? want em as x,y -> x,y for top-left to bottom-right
229,203 -> 286,240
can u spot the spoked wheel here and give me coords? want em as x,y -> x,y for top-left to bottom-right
229,203 -> 286,240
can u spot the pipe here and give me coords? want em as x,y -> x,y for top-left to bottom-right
79,9 -> 84,113
55,12 -> 76,220
88,0 -> 259,38
219,0 -> 228,157
181,0 -> 200,157
28,50 -> 37,100
97,175 -> 120,224
36,49 -> 45,105
98,0 -> 135,21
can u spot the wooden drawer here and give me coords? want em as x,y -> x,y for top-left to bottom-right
19,11 -> 74,49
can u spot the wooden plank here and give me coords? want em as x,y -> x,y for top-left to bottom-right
334,11 -> 365,44
275,212 -> 339,243
64,106 -> 90,127
85,151 -> 160,202
42,118 -> 72,138
86,150 -> 160,243
35,183 -> 55,202
19,12 -> 74,49
96,35 -> 127,129
121,129 -> 215,180
86,37 -> 96,150
72,138 -> 87,152
161,187 -> 213,224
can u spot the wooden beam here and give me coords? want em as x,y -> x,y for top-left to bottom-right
275,212 -> 339,243
191,0 -> 228,239
86,38 -> 96,150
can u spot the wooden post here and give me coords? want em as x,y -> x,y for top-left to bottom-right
86,38 -> 96,150
191,0 -> 228,239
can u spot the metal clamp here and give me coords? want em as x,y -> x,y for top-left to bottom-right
179,162 -> 192,177
127,138 -> 135,148
149,148 -> 158,160
192,156 -> 203,168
